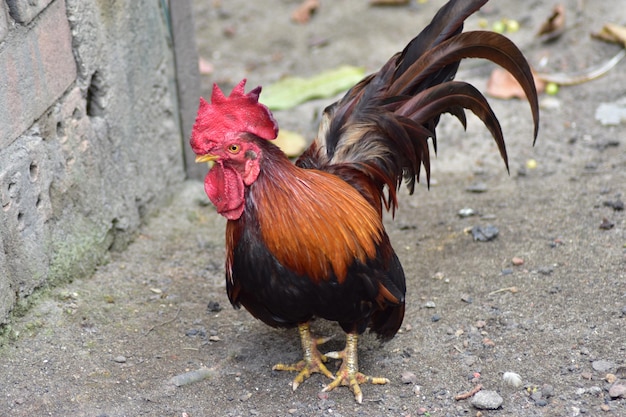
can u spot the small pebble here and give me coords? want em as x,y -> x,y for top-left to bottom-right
207,301 -> 223,312
424,301 -> 436,308
541,384 -> 555,398
461,295 -> 473,304
458,207 -> 476,217
503,372 -> 522,388
512,256 -> 524,266
588,386 -> 602,395
608,383 -> 626,399
592,360 -> 615,373
540,96 -> 561,110
471,225 -> 499,241
606,373 -> 617,384
599,218 -> 614,230
538,266 -> 554,275
603,199 -> 624,211
470,390 -> 503,410
431,314 -> 441,322
466,182 -> 488,193
113,355 -> 127,363
501,268 -> 513,275
401,371 -> 418,384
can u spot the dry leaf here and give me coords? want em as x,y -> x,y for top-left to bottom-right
537,4 -> 565,42
593,23 -> 626,48
292,0 -> 320,24
260,65 -> 365,110
486,68 -> 545,100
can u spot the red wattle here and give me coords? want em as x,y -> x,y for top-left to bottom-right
204,164 -> 245,220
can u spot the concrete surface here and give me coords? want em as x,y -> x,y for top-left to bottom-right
0,0 -> 197,324
0,1 -> 625,416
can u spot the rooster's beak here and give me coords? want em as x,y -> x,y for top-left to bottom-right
195,154 -> 219,164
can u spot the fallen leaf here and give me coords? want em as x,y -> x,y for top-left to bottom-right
486,68 -> 545,99
292,0 -> 319,24
537,4 -> 566,42
593,23 -> 626,48
260,65 -> 366,110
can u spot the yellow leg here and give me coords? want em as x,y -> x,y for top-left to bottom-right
272,323 -> 334,390
322,333 -> 389,403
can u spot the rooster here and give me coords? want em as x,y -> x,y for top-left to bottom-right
191,0 -> 539,403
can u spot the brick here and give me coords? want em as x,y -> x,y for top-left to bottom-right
0,3 -> 8,42
0,0 -> 76,149
6,0 -> 54,24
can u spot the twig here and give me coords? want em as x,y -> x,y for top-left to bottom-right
488,286 -> 519,297
455,384 -> 483,401
535,49 -> 626,85
143,308 -> 181,336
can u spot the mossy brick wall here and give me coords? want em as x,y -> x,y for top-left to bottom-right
0,0 -> 199,324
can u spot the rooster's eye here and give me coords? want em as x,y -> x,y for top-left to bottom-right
228,144 -> 240,153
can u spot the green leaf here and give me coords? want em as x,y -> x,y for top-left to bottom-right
260,65 -> 366,110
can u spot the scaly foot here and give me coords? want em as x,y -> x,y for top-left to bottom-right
272,323 -> 334,390
322,333 -> 389,403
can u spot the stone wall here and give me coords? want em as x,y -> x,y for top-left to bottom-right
0,0 -> 198,324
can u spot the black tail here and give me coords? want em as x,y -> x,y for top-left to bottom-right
298,0 -> 539,215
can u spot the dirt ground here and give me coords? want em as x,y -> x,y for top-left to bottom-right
1,0 -> 625,416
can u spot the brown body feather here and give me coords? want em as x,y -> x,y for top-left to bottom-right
252,157 -> 383,284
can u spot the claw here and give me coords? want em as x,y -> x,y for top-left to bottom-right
273,323 -> 334,389
322,333 -> 389,403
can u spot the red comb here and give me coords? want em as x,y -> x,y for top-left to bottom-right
191,79 -> 278,153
